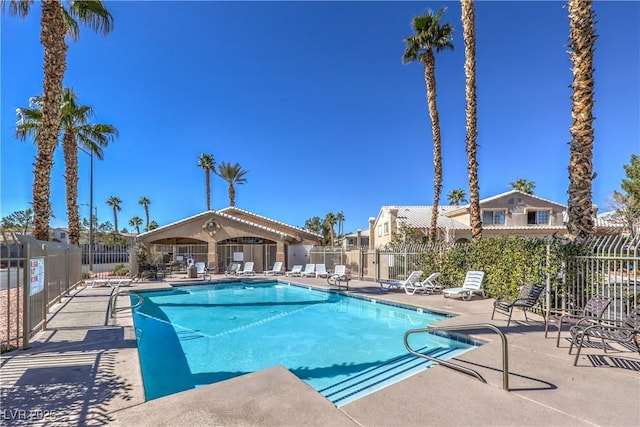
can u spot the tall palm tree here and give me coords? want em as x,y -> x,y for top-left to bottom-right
129,216 -> 143,234
510,178 -> 536,194
461,0 -> 482,241
197,153 -> 215,210
2,0 -> 113,241
336,211 -> 345,237
567,0 -> 596,240
403,8 -> 454,243
324,212 -> 337,246
16,88 -> 118,245
447,188 -> 468,206
106,196 -> 122,234
138,196 -> 151,230
217,162 -> 248,207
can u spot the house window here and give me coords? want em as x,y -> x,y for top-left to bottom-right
60,232 -> 66,239
528,210 -> 550,225
482,210 -> 505,225
383,223 -> 389,235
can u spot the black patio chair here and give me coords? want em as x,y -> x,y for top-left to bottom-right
569,307 -> 640,366
491,283 -> 546,326
544,295 -> 612,347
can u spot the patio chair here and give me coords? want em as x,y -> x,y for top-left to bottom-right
379,271 -> 424,294
568,306 -> 640,366
195,262 -> 209,279
225,263 -> 241,275
285,265 -> 303,277
301,264 -> 316,277
264,261 -> 283,275
207,262 -> 217,274
239,261 -> 255,275
315,264 -> 329,278
442,271 -> 486,301
327,265 -> 351,290
491,283 -> 546,326
544,295 -> 612,347
413,272 -> 444,294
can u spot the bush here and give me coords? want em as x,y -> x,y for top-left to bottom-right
112,264 -> 130,276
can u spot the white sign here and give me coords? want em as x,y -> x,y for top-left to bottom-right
30,257 -> 45,296
233,252 -> 244,261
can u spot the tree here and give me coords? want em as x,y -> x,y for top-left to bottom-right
304,216 -> 323,234
16,88 -> 118,245
566,0 -> 597,240
403,8 -> 454,243
197,153 -> 215,210
106,196 -> 122,234
447,188 -> 468,206
129,216 -> 143,234
336,211 -> 345,237
609,154 -> 640,236
147,220 -> 159,231
217,162 -> 248,207
2,0 -> 113,240
324,212 -> 337,246
138,196 -> 151,230
0,209 -> 34,234
509,178 -> 536,194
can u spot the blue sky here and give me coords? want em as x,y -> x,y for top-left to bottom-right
2,1 -> 638,234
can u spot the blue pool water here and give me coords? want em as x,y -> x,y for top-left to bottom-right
131,281 -> 480,406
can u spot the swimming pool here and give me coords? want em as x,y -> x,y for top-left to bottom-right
131,280 -> 480,406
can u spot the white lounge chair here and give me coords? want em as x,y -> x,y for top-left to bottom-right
239,261 -> 255,275
327,265 -> 351,289
442,271 -> 486,301
195,262 -> 210,280
413,272 -> 444,294
301,264 -> 316,277
225,263 -> 241,275
315,264 -> 329,278
264,261 -> 283,275
285,265 -> 303,276
379,271 -> 424,294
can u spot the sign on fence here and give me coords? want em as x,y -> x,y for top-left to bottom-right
29,257 -> 45,296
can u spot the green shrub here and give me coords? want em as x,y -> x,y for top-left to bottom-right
112,264 -> 130,276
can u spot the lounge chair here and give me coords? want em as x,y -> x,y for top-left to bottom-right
315,264 -> 329,278
264,261 -> 283,275
413,272 -> 444,294
301,264 -> 316,277
195,262 -> 210,279
544,295 -> 612,347
442,271 -> 486,300
239,261 -> 255,275
207,262 -> 217,274
285,265 -> 303,277
225,263 -> 241,275
379,271 -> 424,294
491,283 -> 546,326
327,265 -> 351,289
569,306 -> 640,366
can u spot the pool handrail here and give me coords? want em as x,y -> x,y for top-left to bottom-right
108,287 -> 143,318
403,323 -> 509,391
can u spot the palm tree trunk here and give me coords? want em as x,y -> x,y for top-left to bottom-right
112,207 -> 118,234
33,0 -> 67,241
567,0 -> 596,240
461,0 -> 482,242
63,131 -> 80,244
205,171 -> 211,210
229,185 -> 235,207
424,50 -> 442,242
144,207 -> 149,230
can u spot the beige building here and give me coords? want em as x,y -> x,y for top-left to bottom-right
136,207 -> 322,273
369,190 -> 572,247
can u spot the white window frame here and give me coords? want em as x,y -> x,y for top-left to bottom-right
482,210 -> 506,225
527,210 -> 551,225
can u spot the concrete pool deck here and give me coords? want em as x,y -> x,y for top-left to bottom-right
1,275 -> 638,426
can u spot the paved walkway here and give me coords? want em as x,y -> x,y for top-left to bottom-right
1,275 -> 638,426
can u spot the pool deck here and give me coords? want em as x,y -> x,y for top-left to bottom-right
1,274 -> 638,426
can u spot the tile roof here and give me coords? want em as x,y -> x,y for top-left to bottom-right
384,206 -> 470,230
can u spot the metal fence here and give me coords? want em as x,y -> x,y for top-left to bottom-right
1,233 -> 82,352
80,243 -> 132,279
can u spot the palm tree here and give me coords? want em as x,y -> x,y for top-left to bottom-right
197,153 -> 215,210
510,178 -> 536,194
217,162 -> 248,207
138,196 -> 151,230
147,220 -> 159,231
304,216 -> 323,234
2,0 -> 113,241
16,88 -> 118,245
129,216 -> 143,234
336,211 -> 345,237
447,188 -> 468,206
403,8 -> 454,243
106,196 -> 122,234
567,0 -> 596,239
461,0 -> 482,241
324,212 -> 337,246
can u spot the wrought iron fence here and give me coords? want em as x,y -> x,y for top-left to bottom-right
80,243 -> 132,279
1,233 -> 82,352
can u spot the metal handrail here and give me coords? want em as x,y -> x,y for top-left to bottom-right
404,323 -> 509,391
109,288 -> 143,318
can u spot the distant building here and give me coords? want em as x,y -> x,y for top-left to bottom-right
341,229 -> 370,249
50,228 -> 70,244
